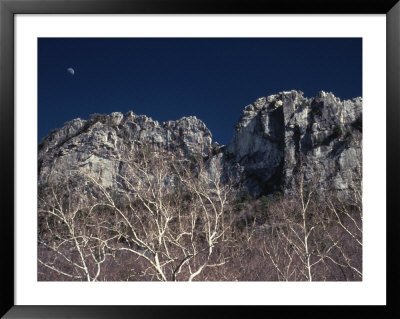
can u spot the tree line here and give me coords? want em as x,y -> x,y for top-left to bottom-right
38,145 -> 362,281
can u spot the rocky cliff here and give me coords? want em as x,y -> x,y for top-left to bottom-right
38,90 -> 362,196
224,90 -> 362,195
38,112 -> 212,188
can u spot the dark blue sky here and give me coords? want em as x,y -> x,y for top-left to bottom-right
38,38 -> 362,145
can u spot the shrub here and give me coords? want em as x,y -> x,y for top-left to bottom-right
316,136 -> 323,146
353,116 -> 362,132
331,125 -> 342,139
224,151 -> 235,161
89,113 -> 108,123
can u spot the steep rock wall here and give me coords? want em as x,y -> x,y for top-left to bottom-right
38,112 -> 212,188
225,90 -> 362,195
38,90 -> 362,196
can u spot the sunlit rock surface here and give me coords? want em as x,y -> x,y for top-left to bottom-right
38,90 -> 362,196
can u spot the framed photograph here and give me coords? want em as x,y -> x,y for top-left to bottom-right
1,0 -> 398,318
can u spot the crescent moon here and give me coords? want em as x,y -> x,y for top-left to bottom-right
67,68 -> 75,75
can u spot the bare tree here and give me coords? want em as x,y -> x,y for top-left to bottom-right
38,146 -> 362,281
258,168 -> 362,281
38,175 -> 115,281
38,145 -> 238,281
91,146 -> 236,281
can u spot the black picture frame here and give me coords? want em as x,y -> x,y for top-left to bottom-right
1,0 -> 398,318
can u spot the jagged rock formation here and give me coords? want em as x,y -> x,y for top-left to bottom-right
38,112 -> 212,188
38,90 -> 362,196
224,90 -> 362,195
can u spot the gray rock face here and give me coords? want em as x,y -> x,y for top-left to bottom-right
225,90 -> 362,195
38,112 -> 212,188
38,90 -> 362,196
